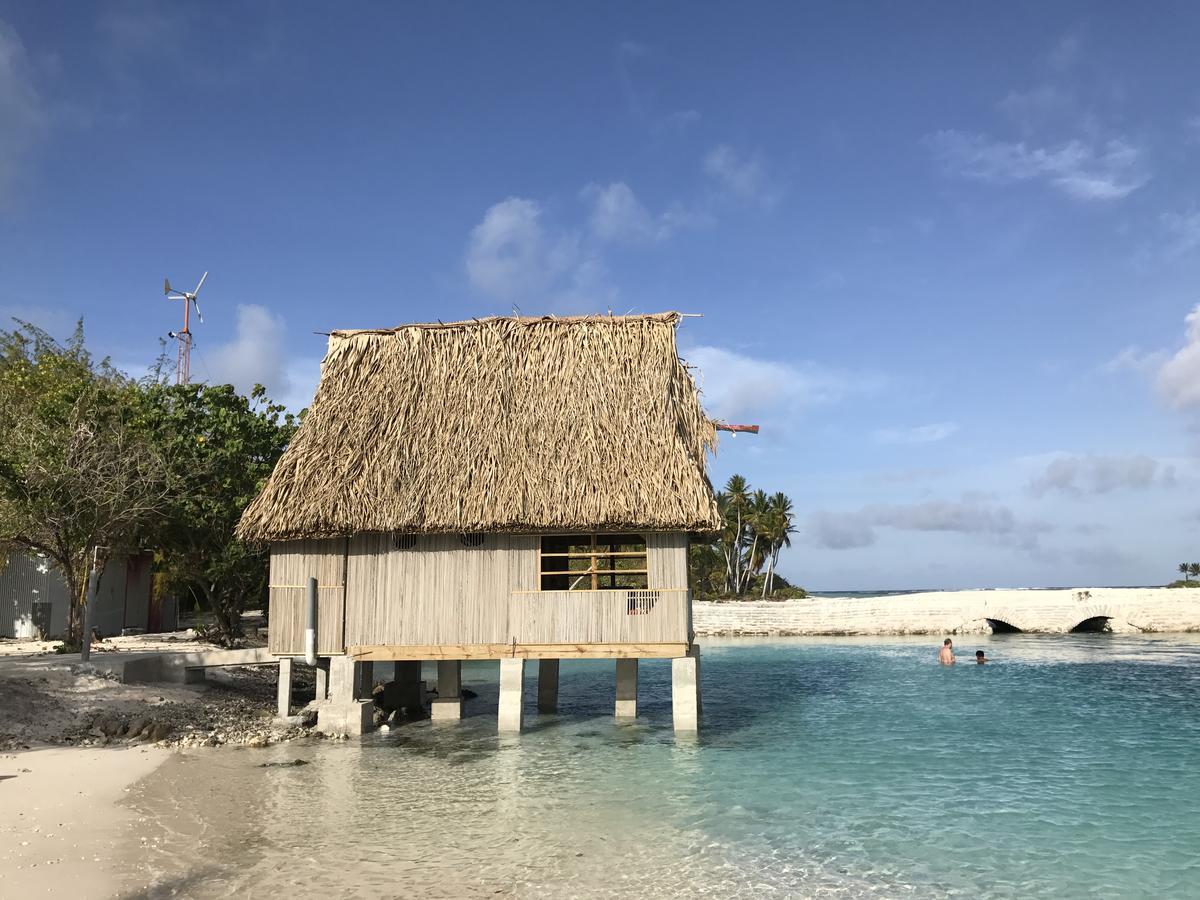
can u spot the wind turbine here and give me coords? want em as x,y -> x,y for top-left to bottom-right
163,271 -> 207,385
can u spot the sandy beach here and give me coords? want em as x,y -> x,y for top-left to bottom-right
0,745 -> 168,899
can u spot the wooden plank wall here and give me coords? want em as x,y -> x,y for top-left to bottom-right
269,531 -> 692,652
344,534 -> 539,646
268,539 -> 346,655
647,532 -> 688,589
509,589 -> 687,643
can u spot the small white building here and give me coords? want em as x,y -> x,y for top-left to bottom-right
0,552 -> 176,639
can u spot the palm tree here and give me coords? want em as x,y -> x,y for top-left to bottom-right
1190,563 -> 1200,583
1180,563 -> 1191,584
739,490 -> 770,594
761,492 -> 796,597
715,491 -> 736,594
723,475 -> 751,595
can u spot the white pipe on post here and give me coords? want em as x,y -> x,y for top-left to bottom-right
304,576 -> 318,666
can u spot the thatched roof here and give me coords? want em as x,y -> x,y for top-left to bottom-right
237,313 -> 720,541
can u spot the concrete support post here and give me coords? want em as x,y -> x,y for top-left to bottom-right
314,658 -> 330,702
319,655 -> 373,736
498,658 -> 526,732
431,659 -> 462,721
276,657 -> 294,718
672,647 -> 700,732
355,660 -> 375,698
537,659 -> 559,714
328,655 -> 357,702
395,660 -> 425,715
615,658 -> 638,718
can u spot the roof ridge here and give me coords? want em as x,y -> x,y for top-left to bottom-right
329,311 -> 682,338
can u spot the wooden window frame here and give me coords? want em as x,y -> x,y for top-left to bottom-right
539,533 -> 649,591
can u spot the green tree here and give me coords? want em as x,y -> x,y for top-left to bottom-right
723,474 -> 751,594
1180,563 -> 1190,584
1190,563 -> 1200,583
0,322 -> 169,644
760,492 -> 796,597
134,382 -> 298,645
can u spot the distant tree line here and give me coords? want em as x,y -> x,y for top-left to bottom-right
1170,562 -> 1200,588
0,320 -> 298,647
689,474 -> 804,601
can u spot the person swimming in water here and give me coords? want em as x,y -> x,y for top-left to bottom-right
975,650 -> 988,664
938,638 -> 955,665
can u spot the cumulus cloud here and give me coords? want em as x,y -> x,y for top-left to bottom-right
873,422 -> 959,445
927,130 -> 1147,201
703,144 -> 780,206
1028,454 -> 1173,497
464,197 -> 593,304
1103,345 -> 1167,375
0,20 -> 48,206
808,495 -> 1050,551
207,304 -> 291,400
684,345 -> 878,422
581,181 -> 709,244
1156,304 -> 1200,410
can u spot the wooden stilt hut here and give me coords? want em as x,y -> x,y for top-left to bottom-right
237,313 -> 721,734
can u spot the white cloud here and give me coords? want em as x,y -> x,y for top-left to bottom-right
1028,454 -> 1172,497
464,197 -> 587,303
207,304 -> 290,400
581,181 -> 710,244
1103,345 -> 1168,375
808,495 -> 1050,551
1157,304 -> 1200,410
927,130 -> 1147,201
0,20 -> 47,206
703,144 -> 780,206
873,422 -> 959,445
684,345 -> 878,423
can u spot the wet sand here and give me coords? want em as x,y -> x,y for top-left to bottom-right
0,746 -> 168,899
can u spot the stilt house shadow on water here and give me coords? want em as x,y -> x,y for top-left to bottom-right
237,312 -> 740,734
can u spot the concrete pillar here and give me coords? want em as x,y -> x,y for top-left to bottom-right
672,648 -> 700,732
328,655 -> 357,702
615,658 -> 638,718
276,657 -> 294,718
498,658 -> 526,732
431,660 -> 462,720
537,659 -> 559,714
314,658 -> 330,702
395,660 -> 425,714
355,660 -> 375,698
319,655 -> 373,736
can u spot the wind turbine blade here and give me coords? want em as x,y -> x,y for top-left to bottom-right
193,299 -> 203,323
193,271 -> 208,296
164,278 -> 172,295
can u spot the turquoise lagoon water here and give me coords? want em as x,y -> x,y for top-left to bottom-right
129,635 -> 1200,898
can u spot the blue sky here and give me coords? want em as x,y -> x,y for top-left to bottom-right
3,2 -> 1200,589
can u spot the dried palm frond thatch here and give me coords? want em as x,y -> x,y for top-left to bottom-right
237,313 -> 720,541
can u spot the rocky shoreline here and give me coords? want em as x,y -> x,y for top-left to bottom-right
0,661 -> 321,753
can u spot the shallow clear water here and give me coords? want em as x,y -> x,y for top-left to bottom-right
126,635 -> 1200,898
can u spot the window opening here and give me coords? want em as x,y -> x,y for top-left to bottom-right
539,534 -> 648,591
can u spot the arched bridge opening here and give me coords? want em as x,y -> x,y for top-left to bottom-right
986,618 -> 1023,634
1069,615 -> 1112,634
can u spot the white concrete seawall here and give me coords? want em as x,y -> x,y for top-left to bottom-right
692,588 -> 1200,636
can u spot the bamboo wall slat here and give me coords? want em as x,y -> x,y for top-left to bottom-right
268,532 -> 690,653
508,589 -> 687,643
268,539 -> 346,654
647,532 -> 688,588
